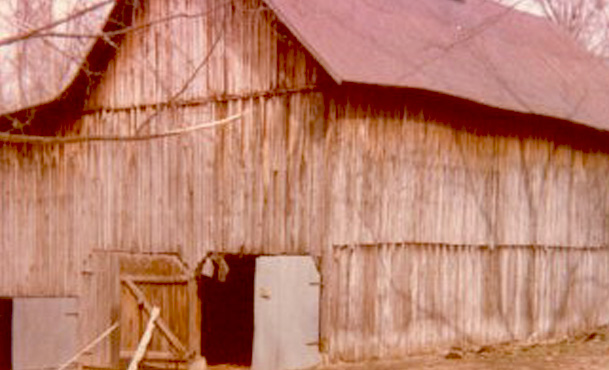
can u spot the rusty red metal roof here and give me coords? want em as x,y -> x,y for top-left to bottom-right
264,0 -> 609,130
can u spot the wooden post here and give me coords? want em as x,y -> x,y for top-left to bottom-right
127,306 -> 160,370
109,254 -> 121,368
188,277 -> 201,356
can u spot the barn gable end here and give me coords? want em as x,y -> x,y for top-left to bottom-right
87,0 -> 329,110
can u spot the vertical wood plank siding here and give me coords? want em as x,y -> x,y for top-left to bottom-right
0,144 -> 84,296
325,91 -> 609,248
0,92 -> 327,296
87,0 -> 323,110
80,93 -> 327,263
327,243 -> 609,361
79,251 -> 121,367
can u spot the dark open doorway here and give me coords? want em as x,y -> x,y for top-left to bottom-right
0,298 -> 12,370
198,254 -> 256,366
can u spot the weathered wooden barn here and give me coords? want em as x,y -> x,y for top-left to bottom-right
2,0 -> 609,369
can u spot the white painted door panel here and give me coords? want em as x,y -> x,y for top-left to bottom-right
252,256 -> 320,370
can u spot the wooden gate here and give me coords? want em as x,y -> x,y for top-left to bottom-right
119,254 -> 198,367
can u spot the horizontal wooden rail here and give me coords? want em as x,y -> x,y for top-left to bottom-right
123,275 -> 189,284
120,350 -> 186,363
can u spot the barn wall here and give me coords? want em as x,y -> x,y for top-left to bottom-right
0,0 -> 328,297
79,251 -> 120,368
0,91 -> 327,296
325,89 -> 609,248
0,144 -> 85,297
2,65 -> 609,365
326,243 -> 609,362
76,93 -> 327,265
319,88 -> 609,361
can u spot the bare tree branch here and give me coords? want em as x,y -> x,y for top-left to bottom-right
0,0 -> 113,48
0,112 -> 244,144
532,0 -> 609,56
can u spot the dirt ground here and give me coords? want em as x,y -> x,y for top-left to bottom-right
320,326 -> 609,370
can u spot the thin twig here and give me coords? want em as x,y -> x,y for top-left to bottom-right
0,1 -> 114,48
19,8 -> 230,41
135,3 -> 228,134
56,322 -> 120,370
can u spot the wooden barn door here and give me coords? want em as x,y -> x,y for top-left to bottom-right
251,256 -> 321,370
119,254 -> 197,367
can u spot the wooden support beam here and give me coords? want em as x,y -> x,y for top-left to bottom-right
122,278 -> 190,357
123,275 -> 189,284
120,350 -> 185,362
127,306 -> 160,370
188,278 -> 201,356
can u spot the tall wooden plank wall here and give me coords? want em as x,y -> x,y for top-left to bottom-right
321,89 -> 609,360
327,243 -> 609,361
82,0 -> 329,265
73,94 -> 326,264
324,91 -> 609,248
0,0 -> 327,296
0,143 -> 85,297
79,251 -> 121,367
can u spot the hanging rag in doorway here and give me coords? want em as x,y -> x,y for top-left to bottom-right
196,252 -> 230,282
